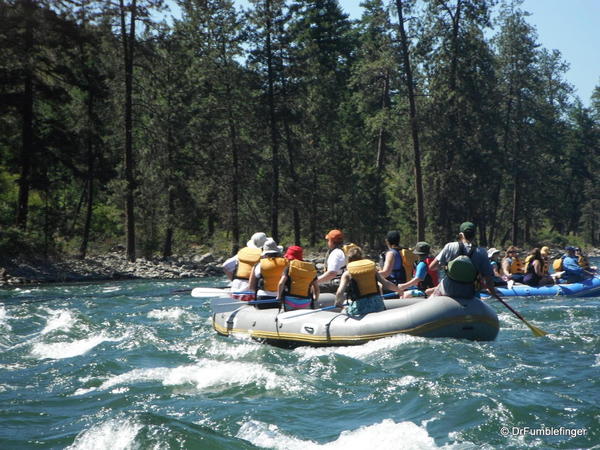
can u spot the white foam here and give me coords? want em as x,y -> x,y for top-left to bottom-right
76,359 -> 305,395
41,309 -> 76,334
66,417 -> 143,450
295,333 -> 426,361
31,333 -> 119,360
147,307 -> 187,321
236,419 -> 438,450
0,305 -> 11,332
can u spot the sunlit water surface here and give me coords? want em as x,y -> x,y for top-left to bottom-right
1,263 -> 599,449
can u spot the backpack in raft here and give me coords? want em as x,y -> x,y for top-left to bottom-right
446,243 -> 478,284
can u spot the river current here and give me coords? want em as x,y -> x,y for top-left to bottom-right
1,263 -> 599,449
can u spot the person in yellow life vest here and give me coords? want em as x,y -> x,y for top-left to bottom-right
221,232 -> 267,300
276,246 -> 320,311
540,246 -> 551,275
335,247 -> 403,316
575,247 -> 597,272
248,238 -> 287,309
501,246 -> 524,283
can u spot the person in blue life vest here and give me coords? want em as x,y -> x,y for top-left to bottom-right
396,242 -> 439,298
428,222 -> 497,299
378,230 -> 408,284
221,232 -> 267,300
335,247 -> 403,316
276,245 -> 320,311
248,238 -> 287,309
317,229 -> 347,293
559,246 -> 595,283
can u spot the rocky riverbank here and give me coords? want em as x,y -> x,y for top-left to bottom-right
0,251 -> 226,286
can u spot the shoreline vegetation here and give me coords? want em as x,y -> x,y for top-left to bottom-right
2,247 -> 598,287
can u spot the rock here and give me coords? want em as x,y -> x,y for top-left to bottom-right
193,252 -> 214,264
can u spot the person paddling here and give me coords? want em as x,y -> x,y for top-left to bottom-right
276,246 -> 320,311
248,238 -> 287,309
221,232 -> 267,300
429,222 -> 497,299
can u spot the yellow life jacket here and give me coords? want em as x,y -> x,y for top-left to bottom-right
259,257 -> 288,292
509,257 -> 524,274
234,247 -> 261,280
553,258 -> 563,272
347,260 -> 379,299
578,255 -> 591,270
542,259 -> 549,275
287,260 -> 317,298
401,249 -> 417,281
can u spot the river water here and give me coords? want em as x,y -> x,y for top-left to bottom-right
1,267 -> 599,449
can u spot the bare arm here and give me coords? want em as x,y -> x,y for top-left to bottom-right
248,265 -> 259,292
376,273 -> 404,293
335,273 -> 350,307
277,272 -> 288,299
501,259 -> 511,277
311,279 -> 320,302
428,258 -> 440,272
378,251 -> 394,278
318,270 -> 339,284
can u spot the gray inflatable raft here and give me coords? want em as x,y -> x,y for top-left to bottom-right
212,294 -> 499,347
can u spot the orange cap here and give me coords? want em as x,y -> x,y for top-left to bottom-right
325,229 -> 344,242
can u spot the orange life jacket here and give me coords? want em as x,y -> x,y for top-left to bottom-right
234,247 -> 261,280
347,260 -> 379,299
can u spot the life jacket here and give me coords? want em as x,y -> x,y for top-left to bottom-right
578,255 -> 591,270
508,256 -> 524,274
414,259 -> 435,291
234,247 -> 261,280
347,259 -> 379,299
552,258 -> 563,272
401,248 -> 417,283
424,256 -> 439,286
386,248 -> 406,283
259,256 -> 288,292
542,259 -> 549,275
286,260 -> 317,298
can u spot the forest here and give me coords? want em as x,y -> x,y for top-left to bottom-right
1,0 -> 599,262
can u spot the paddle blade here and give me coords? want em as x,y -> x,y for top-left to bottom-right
278,305 -> 337,321
527,323 -> 548,337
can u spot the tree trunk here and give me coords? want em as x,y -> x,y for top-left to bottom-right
265,0 -> 279,242
511,174 -> 519,245
396,0 -> 425,241
16,0 -> 35,230
79,147 -> 94,259
120,0 -> 136,262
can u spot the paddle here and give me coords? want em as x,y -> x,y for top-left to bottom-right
191,287 -> 254,298
211,298 -> 276,314
277,305 -> 338,321
489,291 -> 548,337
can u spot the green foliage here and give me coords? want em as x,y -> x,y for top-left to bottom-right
0,0 -> 599,261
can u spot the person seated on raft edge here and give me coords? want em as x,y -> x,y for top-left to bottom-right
540,246 -> 552,276
276,245 -> 320,311
575,247 -> 597,272
487,248 -> 507,287
558,246 -> 595,284
428,222 -> 497,299
501,246 -> 525,285
248,238 -> 288,309
335,247 -> 404,316
317,229 -> 347,293
396,241 -> 439,298
221,232 -> 267,301
378,230 -> 408,286
522,248 -> 554,287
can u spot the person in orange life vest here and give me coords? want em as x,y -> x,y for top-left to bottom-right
276,246 -> 320,311
575,247 -> 597,272
501,246 -> 525,283
248,238 -> 287,309
540,246 -> 552,275
221,232 -> 267,300
317,229 -> 347,292
396,242 -> 438,298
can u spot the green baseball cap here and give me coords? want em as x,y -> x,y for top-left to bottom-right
459,222 -> 476,234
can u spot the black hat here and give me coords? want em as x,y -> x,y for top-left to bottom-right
413,241 -> 431,255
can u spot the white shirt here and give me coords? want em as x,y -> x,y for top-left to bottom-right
326,248 -> 346,274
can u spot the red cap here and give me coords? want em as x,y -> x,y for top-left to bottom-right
325,229 -> 344,242
284,245 -> 303,261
